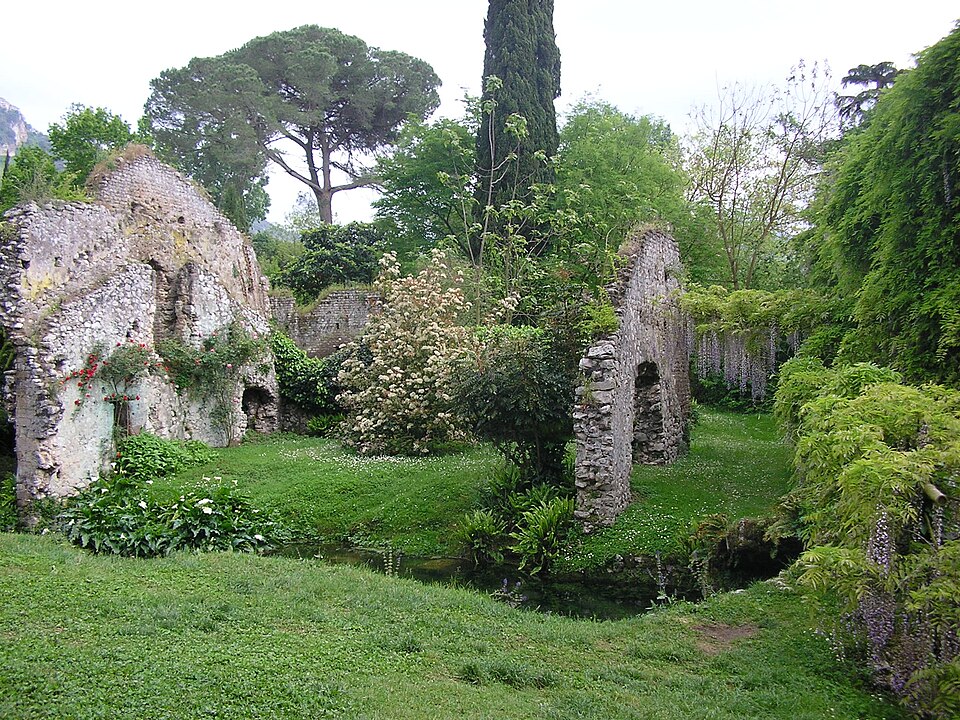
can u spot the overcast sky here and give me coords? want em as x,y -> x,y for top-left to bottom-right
2,1 -> 957,222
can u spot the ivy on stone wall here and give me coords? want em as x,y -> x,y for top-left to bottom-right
270,331 -> 343,416
157,323 -> 267,441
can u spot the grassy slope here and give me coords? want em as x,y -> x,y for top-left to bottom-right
562,409 -> 794,569
151,437 -> 501,556
0,533 -> 903,720
153,410 -> 792,563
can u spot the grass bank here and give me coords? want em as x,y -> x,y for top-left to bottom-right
561,409 -> 794,571
151,436 -> 501,556
149,409 -> 793,564
0,533 -> 904,720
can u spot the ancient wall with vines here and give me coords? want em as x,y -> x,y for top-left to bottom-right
0,156 -> 276,506
573,228 -> 690,531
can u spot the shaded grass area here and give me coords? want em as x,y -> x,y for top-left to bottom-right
0,533 -> 904,720
562,409 -> 794,570
151,436 -> 501,556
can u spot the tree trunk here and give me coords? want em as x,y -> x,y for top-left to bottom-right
314,187 -> 334,224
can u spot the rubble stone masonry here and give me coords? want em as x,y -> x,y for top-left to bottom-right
573,228 -> 690,531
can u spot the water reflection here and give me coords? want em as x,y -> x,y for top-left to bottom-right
272,542 -> 661,620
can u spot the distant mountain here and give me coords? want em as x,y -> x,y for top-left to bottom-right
0,97 -> 49,158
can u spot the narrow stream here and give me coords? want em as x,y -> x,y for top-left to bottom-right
273,542 -> 665,620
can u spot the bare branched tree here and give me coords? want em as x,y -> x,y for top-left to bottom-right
686,62 -> 837,289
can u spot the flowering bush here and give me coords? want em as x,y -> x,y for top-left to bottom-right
62,340 -> 163,416
338,250 -> 475,455
777,363 -> 960,716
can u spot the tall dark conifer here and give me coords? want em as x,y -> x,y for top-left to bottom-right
475,0 -> 561,219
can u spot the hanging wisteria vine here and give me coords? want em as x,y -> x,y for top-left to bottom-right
682,285 -> 831,401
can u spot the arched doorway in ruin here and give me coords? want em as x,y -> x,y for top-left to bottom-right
241,386 -> 278,434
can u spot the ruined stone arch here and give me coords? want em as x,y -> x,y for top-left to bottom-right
573,228 -> 691,532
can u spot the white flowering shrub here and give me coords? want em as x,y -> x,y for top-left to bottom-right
338,250 -> 475,455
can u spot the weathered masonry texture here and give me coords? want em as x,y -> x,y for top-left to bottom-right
270,291 -> 375,358
0,154 -> 277,507
574,228 -> 691,532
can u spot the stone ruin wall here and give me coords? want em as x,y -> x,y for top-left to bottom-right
270,291 -> 375,358
0,154 -> 278,506
574,228 -> 691,532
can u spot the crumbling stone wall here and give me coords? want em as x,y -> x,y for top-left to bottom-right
574,228 -> 690,532
270,291 -> 375,357
0,154 -> 278,507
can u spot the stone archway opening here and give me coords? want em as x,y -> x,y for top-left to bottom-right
632,361 -> 666,464
241,386 -> 278,435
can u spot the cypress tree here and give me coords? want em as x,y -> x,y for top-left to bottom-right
475,0 -> 561,219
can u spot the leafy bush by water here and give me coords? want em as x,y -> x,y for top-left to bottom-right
509,496 -> 575,574
59,473 -> 282,557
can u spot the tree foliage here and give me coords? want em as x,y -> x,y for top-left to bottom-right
278,222 -> 383,303
144,25 -> 440,225
555,99 -> 724,284
813,25 -> 960,384
0,145 -> 86,212
775,360 -> 960,715
455,325 -> 574,482
48,105 -> 137,182
475,0 -> 560,214
835,61 -> 901,127
373,115 -> 476,266
686,63 -> 836,289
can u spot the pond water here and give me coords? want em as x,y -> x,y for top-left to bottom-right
272,542 -> 669,620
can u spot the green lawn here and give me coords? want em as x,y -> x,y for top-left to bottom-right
151,436 -> 502,556
0,533 -> 904,720
561,409 -> 794,570
148,409 -> 794,565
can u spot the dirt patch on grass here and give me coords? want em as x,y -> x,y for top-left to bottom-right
691,622 -> 759,655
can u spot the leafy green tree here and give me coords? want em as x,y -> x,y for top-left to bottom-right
278,223 -> 383,303
817,26 -> 960,383
144,25 -> 440,224
373,116 -> 477,266
0,145 -> 86,212
48,105 -> 136,181
555,99 -> 724,284
475,0 -> 561,215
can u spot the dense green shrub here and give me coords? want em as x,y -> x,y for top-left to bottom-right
278,222 -> 383,303
115,433 -> 215,483
509,496 -> 575,574
59,473 -> 281,557
456,509 -> 505,565
813,26 -> 960,384
455,325 -> 574,482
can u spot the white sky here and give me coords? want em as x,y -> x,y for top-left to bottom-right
2,1 -> 957,223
